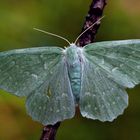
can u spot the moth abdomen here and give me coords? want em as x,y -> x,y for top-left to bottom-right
69,66 -> 81,103
66,45 -> 82,103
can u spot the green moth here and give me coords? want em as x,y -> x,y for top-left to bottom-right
0,26 -> 140,125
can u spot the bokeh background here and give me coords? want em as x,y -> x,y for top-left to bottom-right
0,0 -> 140,140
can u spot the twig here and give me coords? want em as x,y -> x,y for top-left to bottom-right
77,0 -> 107,47
40,122 -> 61,140
40,0 -> 107,140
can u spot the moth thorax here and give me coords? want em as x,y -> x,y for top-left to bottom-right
66,44 -> 80,65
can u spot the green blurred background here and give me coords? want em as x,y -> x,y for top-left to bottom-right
0,0 -> 140,140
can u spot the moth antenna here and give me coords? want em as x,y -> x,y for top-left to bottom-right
74,16 -> 105,44
33,28 -> 71,45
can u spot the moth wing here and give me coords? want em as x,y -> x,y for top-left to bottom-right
26,57 -> 75,125
79,56 -> 128,121
0,46 -> 75,125
83,40 -> 140,88
79,39 -> 140,121
0,47 -> 63,97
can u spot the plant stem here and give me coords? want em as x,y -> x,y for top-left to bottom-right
40,0 -> 107,140
77,0 -> 107,47
40,122 -> 61,140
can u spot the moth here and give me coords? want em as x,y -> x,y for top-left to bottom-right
0,20 -> 140,125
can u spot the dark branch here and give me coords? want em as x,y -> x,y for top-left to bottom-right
40,122 -> 61,140
77,0 -> 107,47
40,0 -> 107,140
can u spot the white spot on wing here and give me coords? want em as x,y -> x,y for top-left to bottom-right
101,59 -> 105,65
85,92 -> 90,96
87,105 -> 91,108
11,61 -> 16,65
102,92 -> 105,95
40,54 -> 44,58
137,65 -> 140,69
56,109 -> 60,113
95,107 -> 97,111
119,64 -> 124,67
31,74 -> 38,79
44,63 -> 48,70
111,67 -> 118,72
50,108 -> 53,111
62,93 -> 67,98
112,101 -> 115,105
